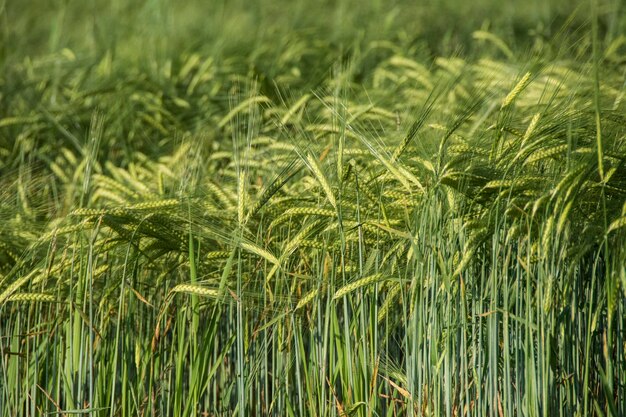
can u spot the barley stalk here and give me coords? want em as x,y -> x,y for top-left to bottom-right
501,72 -> 531,108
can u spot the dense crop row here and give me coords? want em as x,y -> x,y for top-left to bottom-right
1,1 -> 625,416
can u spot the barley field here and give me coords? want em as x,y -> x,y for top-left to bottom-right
1,1 -> 626,416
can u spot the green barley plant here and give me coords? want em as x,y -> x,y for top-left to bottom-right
1,0 -> 626,416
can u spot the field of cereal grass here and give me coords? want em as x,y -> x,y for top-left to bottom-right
1,1 -> 626,415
